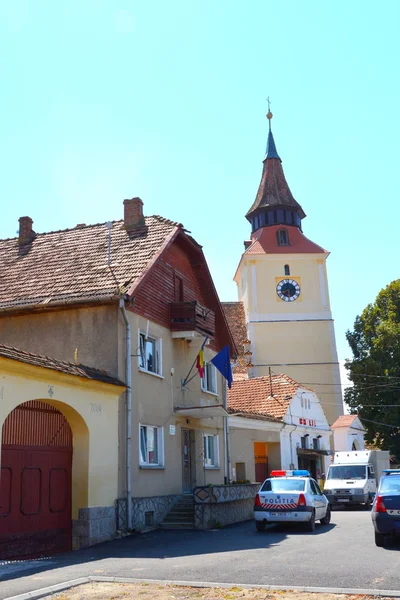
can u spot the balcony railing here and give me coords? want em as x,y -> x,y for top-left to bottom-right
170,301 -> 215,338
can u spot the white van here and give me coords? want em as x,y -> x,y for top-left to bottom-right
324,450 -> 390,508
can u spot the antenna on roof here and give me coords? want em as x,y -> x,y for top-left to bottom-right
106,221 -> 112,266
269,366 -> 273,397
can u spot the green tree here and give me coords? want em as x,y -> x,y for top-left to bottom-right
345,280 -> 400,459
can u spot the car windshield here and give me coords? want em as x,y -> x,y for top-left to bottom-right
261,479 -> 305,492
327,465 -> 366,480
380,476 -> 400,494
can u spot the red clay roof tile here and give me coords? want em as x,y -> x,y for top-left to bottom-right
331,414 -> 360,429
245,225 -> 328,255
0,217 -> 179,310
221,301 -> 248,377
228,373 -> 306,420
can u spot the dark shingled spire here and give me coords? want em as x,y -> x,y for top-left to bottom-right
246,112 -> 306,223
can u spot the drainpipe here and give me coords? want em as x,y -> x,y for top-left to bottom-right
119,298 -> 132,531
223,378 -> 232,484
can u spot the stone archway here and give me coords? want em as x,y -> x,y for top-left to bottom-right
0,399 -> 88,559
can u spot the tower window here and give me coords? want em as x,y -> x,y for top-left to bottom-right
284,264 -> 290,276
277,228 -> 289,246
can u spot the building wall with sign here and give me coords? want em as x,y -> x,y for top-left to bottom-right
279,388 -> 332,478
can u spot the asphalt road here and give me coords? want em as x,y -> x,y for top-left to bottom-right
0,509 -> 399,599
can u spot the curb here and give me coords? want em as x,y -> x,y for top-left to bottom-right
3,576 -> 400,600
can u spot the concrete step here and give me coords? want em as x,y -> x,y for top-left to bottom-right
163,516 -> 194,524
160,522 -> 195,530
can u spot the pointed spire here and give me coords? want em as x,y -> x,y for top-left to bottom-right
245,106 -> 306,224
265,129 -> 281,160
265,103 -> 281,160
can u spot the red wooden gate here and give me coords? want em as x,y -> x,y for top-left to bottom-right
0,401 -> 72,559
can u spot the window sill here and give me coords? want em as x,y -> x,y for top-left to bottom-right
139,465 -> 165,470
201,390 -> 219,398
204,465 -> 220,470
138,368 -> 164,380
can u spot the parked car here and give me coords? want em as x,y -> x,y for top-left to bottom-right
371,469 -> 400,547
254,469 -> 331,532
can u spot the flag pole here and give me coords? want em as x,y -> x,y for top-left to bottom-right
181,336 -> 208,387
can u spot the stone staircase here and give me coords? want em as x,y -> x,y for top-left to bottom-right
160,494 -> 195,529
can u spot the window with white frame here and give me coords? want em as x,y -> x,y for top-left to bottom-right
203,433 -> 219,467
201,362 -> 217,394
139,424 -> 164,466
139,332 -> 162,375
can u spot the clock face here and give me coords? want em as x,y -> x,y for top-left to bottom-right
276,279 -> 301,302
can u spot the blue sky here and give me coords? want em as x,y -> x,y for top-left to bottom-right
1,0 -> 399,369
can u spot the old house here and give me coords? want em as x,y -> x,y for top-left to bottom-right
0,198 -> 236,555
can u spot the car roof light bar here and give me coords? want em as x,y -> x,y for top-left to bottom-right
269,469 -> 311,478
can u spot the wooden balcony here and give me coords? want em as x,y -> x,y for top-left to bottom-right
170,301 -> 215,338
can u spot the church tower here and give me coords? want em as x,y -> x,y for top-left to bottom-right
234,110 -> 343,425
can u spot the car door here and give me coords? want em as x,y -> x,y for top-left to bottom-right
310,479 -> 326,519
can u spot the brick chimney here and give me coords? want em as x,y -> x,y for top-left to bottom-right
124,197 -> 145,231
18,216 -> 35,245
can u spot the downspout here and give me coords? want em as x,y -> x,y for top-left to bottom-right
119,298 -> 132,531
223,378 -> 232,484
287,398 -> 299,469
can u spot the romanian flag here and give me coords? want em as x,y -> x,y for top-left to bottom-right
196,348 -> 205,378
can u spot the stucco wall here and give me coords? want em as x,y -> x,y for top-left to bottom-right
229,422 -> 282,483
333,428 -> 365,452
0,305 -> 119,375
235,253 -> 343,426
118,311 -> 226,499
0,359 -> 122,518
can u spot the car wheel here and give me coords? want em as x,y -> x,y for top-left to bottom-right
305,511 -> 316,532
375,531 -> 385,547
320,505 -> 331,525
256,521 -> 266,532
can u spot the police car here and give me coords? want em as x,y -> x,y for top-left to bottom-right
254,470 -> 331,532
371,469 -> 400,547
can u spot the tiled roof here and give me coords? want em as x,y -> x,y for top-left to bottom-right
331,414 -> 362,429
0,216 -> 179,311
221,301 -> 248,378
0,344 -> 125,387
245,225 -> 328,255
228,373 -> 304,420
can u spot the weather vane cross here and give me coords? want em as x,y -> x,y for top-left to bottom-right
266,96 -> 271,112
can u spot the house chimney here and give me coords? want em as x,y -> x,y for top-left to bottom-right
18,216 -> 35,245
124,197 -> 145,231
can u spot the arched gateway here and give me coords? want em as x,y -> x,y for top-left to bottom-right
0,400 -> 73,559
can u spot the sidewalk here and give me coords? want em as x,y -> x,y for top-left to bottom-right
4,580 -> 399,600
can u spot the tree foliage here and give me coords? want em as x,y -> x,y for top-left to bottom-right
345,279 -> 400,459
